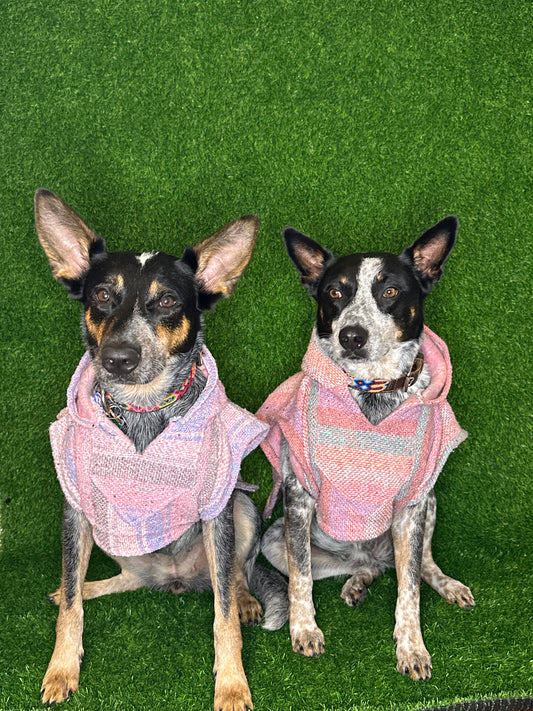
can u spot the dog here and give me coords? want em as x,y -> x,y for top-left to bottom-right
257,216 -> 475,680
35,189 -> 287,710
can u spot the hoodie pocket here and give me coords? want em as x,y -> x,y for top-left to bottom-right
86,455 -> 201,555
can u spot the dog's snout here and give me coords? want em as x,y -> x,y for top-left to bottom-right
339,325 -> 368,352
101,343 -> 141,376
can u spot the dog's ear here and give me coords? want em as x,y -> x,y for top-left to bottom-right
34,189 -> 105,297
400,216 -> 457,293
182,215 -> 259,311
283,227 -> 334,297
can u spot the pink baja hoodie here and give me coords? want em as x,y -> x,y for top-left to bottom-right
257,326 -> 467,542
50,347 -> 269,557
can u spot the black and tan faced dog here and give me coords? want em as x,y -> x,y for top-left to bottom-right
35,189 -> 286,710
259,217 -> 474,681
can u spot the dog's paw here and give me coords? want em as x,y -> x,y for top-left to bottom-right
291,625 -> 325,657
47,588 -> 61,607
169,583 -> 186,594
341,578 -> 368,607
214,677 -> 253,711
238,593 -> 263,626
444,581 -> 475,610
40,665 -> 79,705
396,647 -> 432,681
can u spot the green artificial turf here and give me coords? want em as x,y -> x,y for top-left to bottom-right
1,0 -> 532,709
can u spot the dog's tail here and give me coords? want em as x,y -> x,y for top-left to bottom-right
249,562 -> 289,631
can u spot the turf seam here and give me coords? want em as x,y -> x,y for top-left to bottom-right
418,697 -> 533,711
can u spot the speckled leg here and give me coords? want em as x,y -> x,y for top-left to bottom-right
391,496 -> 432,681
420,491 -> 475,609
281,441 -> 325,657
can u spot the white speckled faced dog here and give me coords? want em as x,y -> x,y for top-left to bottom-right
257,217 -> 475,681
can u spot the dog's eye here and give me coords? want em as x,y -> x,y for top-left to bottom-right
95,288 -> 111,304
329,288 -> 343,299
159,294 -> 176,309
383,287 -> 399,299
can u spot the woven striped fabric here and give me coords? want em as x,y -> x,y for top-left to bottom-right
257,326 -> 467,542
50,347 -> 268,557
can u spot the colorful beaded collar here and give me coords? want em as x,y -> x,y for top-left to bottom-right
99,360 -> 197,424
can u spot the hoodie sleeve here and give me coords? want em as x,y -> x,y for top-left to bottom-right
49,410 -> 83,513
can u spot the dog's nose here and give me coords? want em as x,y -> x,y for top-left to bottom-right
101,343 -> 141,376
339,325 -> 368,352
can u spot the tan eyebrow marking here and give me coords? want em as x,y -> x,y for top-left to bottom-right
149,280 -> 165,298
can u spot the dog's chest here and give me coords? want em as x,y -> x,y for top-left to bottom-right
351,388 -> 409,426
107,371 -> 208,453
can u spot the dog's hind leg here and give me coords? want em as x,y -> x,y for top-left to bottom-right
262,515 -> 391,608
338,532 -> 394,606
81,568 -> 143,598
420,490 -> 475,609
41,503 -> 93,705
340,566 -> 384,607
48,566 -> 143,604
48,551 -> 176,603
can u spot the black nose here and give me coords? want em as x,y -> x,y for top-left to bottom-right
101,343 -> 141,376
339,325 -> 368,352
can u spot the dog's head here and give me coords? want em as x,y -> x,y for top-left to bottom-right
283,217 -> 457,377
35,189 -> 259,393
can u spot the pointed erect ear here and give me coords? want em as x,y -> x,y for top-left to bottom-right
34,189 -> 105,287
283,227 -> 334,297
400,215 -> 458,293
182,215 -> 259,310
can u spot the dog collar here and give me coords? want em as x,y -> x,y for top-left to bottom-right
101,361 -> 197,422
345,352 -> 424,393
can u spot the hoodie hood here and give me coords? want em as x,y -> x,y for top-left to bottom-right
302,325 -> 453,407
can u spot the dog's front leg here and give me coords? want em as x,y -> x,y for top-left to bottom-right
41,502 -> 93,704
203,497 -> 252,711
391,495 -> 432,680
282,442 -> 325,657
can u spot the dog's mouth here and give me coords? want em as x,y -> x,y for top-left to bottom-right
98,363 -> 167,386
97,366 -> 177,410
335,344 -> 394,376
341,348 -> 369,361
